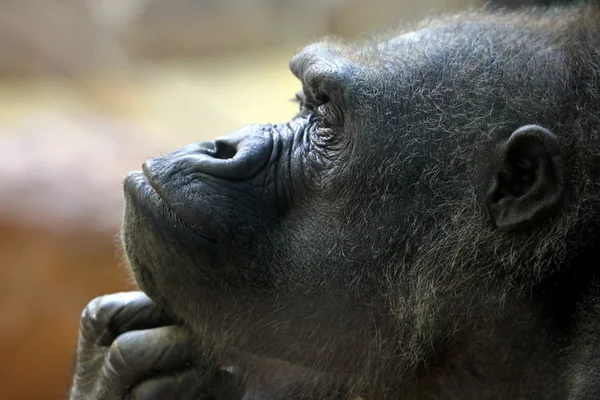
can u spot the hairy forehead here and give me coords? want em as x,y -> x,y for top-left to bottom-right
325,19 -> 563,71
291,11 -> 575,111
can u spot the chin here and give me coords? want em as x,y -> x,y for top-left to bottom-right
122,170 -> 221,302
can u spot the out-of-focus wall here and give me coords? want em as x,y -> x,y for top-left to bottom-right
0,0 -> 482,75
0,1 -> 482,399
0,115 -> 170,400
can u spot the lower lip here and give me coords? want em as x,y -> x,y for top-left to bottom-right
126,170 -> 150,188
124,171 -> 162,208
124,171 -> 154,192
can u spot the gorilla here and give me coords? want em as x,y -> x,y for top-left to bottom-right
70,4 -> 600,399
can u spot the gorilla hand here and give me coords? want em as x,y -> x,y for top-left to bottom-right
69,292 -> 240,400
69,292 -> 362,400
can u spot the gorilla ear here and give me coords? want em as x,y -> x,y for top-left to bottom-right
486,125 -> 564,231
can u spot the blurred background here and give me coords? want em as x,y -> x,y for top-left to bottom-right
0,0 -> 568,398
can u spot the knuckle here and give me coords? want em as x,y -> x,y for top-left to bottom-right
105,330 -> 149,384
106,333 -> 133,374
80,296 -> 107,337
79,292 -> 146,343
107,339 -> 125,367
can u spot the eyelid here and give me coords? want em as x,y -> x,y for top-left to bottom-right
304,109 -> 327,132
317,104 -> 327,113
317,103 -> 342,127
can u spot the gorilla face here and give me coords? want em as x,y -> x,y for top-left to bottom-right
122,14 -> 576,375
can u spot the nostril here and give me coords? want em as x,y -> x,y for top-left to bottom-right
186,126 -> 273,180
207,139 -> 237,160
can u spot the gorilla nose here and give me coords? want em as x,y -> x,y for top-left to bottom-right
179,125 -> 273,180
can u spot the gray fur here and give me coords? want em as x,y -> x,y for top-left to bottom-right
120,4 -> 600,399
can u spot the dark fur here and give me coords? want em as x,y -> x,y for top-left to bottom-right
122,4 -> 600,398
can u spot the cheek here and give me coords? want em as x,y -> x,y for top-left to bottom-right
269,208 -> 367,292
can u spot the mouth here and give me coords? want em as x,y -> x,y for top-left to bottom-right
124,170 -> 160,207
123,167 -> 218,247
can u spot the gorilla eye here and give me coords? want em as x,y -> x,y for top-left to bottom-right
316,93 -> 330,104
295,90 -> 340,131
295,90 -> 331,112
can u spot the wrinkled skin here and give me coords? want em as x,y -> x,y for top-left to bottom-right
70,5 -> 600,400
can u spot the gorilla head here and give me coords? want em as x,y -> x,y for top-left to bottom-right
122,5 -> 600,397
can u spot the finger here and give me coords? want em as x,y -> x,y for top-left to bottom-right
98,325 -> 194,398
80,292 -> 174,345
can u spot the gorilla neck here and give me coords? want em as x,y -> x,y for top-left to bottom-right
383,194 -> 579,372
176,288 -> 397,374
405,297 -> 568,398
